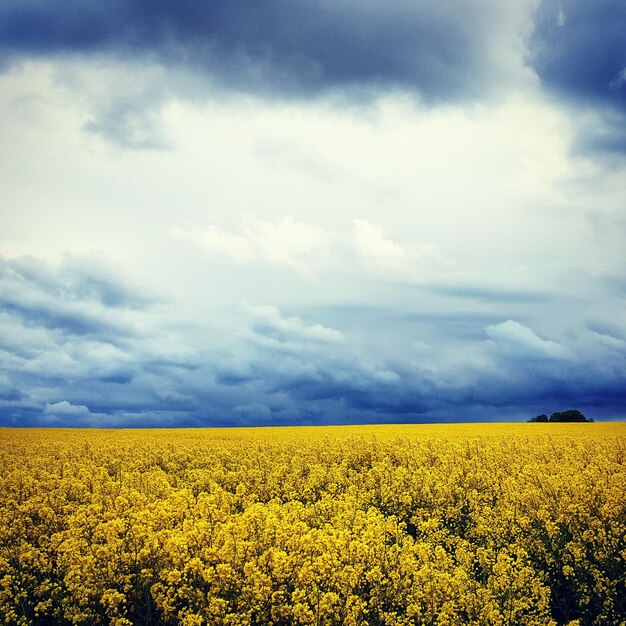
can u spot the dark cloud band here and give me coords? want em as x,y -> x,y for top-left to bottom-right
2,255 -> 626,427
0,0 -> 521,102
3,1 -> 625,114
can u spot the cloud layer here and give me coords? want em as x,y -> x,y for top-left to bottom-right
1,1 -> 625,426
2,252 -> 625,427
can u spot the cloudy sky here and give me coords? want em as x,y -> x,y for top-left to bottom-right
1,0 -> 625,427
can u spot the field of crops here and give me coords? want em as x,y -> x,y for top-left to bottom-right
1,423 -> 625,626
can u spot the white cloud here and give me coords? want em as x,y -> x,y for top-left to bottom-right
176,216 -> 449,283
40,400 -> 144,427
246,304 -> 345,345
352,219 -> 409,264
351,219 -> 450,280
44,400 -> 91,417
174,224 -> 255,264
485,320 -> 571,360
175,216 -> 340,275
244,217 -> 337,269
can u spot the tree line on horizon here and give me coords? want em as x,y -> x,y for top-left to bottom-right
529,409 -> 594,423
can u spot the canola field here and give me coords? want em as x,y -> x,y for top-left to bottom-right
1,423 -> 625,626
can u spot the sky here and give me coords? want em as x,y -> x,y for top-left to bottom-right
1,0 -> 625,427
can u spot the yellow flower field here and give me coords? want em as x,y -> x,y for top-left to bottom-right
1,423 -> 624,626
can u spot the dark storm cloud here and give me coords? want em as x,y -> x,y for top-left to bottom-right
0,0 -> 523,102
474,318 -> 626,418
530,0 -> 626,153
219,309 -> 626,424
531,0 -> 626,108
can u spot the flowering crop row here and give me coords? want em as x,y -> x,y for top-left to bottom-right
0,423 -> 624,625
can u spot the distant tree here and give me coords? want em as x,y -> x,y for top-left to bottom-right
549,409 -> 593,423
529,410 -> 593,423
